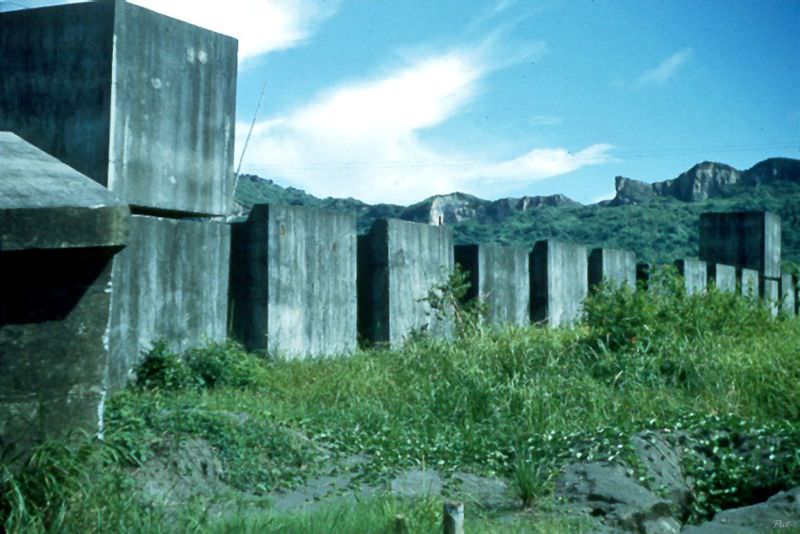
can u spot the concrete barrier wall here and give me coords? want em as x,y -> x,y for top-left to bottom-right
760,276 -> 780,317
358,219 -> 454,347
781,273 -> 797,316
708,263 -> 736,293
739,268 -> 760,301
454,244 -> 530,326
108,215 -> 230,390
531,240 -> 588,327
699,211 -> 781,279
588,248 -> 636,290
675,259 -> 707,295
230,204 -> 357,358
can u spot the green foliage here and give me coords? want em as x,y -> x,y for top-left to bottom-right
133,340 -> 196,391
421,265 -> 488,338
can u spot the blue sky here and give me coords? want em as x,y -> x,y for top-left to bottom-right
7,0 -> 800,205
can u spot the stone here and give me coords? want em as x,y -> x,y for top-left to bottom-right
699,211 -> 781,279
683,486 -> 800,533
0,0 -> 237,216
760,276 -> 780,317
1,132 -> 129,452
588,248 -> 636,290
108,215 -> 230,389
631,431 -> 691,516
707,263 -> 736,293
780,273 -> 796,316
738,268 -> 759,301
454,244 -> 530,326
675,259 -> 707,295
530,240 -> 588,327
358,219 -> 454,347
229,204 -> 357,358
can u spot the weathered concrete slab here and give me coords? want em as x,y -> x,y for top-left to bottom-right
108,215 -> 230,389
707,263 -> 736,293
0,131 -> 129,250
588,248 -> 636,290
739,268 -> 759,301
699,211 -> 781,279
358,219 -> 454,347
454,244 -> 530,326
0,1 -> 237,216
675,259 -> 707,295
530,240 -> 588,327
780,273 -> 796,316
760,277 -> 780,317
229,204 -> 357,358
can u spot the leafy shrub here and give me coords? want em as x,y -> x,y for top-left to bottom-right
134,340 -> 195,390
185,340 -> 268,388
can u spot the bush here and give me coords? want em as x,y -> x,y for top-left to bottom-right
133,340 -> 195,390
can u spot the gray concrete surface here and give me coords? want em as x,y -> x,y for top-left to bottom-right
108,215 -> 230,389
707,263 -> 736,293
530,240 -> 588,327
675,259 -> 707,295
229,204 -> 357,358
760,277 -> 780,317
782,273 -> 797,316
739,268 -> 760,301
588,248 -> 636,290
0,1 -> 237,216
454,244 -> 530,326
358,219 -> 454,347
699,211 -> 781,279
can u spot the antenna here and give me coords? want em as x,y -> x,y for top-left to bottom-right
233,80 -> 267,196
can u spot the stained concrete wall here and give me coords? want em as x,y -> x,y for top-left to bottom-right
108,215 -> 230,389
699,211 -> 781,279
761,277 -> 779,317
454,244 -> 530,326
781,273 -> 796,316
358,219 -> 454,347
588,248 -> 636,290
0,0 -> 237,216
1,133 -> 128,451
230,204 -> 357,358
531,240 -> 588,327
675,259 -> 707,295
708,263 -> 736,293
739,268 -> 759,301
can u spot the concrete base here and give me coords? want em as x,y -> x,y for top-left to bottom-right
108,215 -> 230,389
588,248 -> 636,290
699,211 -> 781,279
454,244 -> 530,326
358,219 -> 454,347
531,240 -> 588,327
675,259 -> 707,295
739,268 -> 759,301
780,273 -> 796,316
708,263 -> 736,293
230,204 -> 357,358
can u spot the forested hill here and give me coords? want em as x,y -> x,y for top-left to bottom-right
234,157 -> 800,265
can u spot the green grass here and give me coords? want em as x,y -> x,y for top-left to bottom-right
3,273 -> 800,532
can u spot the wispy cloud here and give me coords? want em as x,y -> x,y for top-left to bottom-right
239,39 -> 614,204
636,48 -> 693,87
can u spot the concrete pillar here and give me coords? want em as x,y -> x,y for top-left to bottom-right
699,211 -> 781,279
739,268 -> 759,301
708,263 -> 736,293
675,259 -> 707,295
779,273 -> 795,316
588,248 -> 636,290
530,240 -> 588,327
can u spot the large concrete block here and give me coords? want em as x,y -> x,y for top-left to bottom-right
0,1 -> 237,216
108,215 -> 230,389
230,205 -> 357,358
358,219 -> 454,347
738,268 -> 759,301
530,240 -> 588,327
707,263 -> 736,293
1,133 -> 128,451
454,244 -> 530,326
699,211 -> 781,279
675,259 -> 707,295
780,273 -> 796,316
760,277 -> 779,317
588,248 -> 636,290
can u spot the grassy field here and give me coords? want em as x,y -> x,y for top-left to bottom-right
3,270 -> 800,532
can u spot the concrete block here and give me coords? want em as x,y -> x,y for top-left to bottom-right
530,240 -> 588,327
1,132 -> 129,451
108,215 -> 230,389
707,263 -> 736,293
675,259 -> 707,295
588,248 -> 636,290
760,277 -> 780,317
780,273 -> 796,316
454,244 -> 530,326
230,204 -> 357,358
699,211 -> 781,279
358,219 -> 454,347
0,1 -> 237,216
738,268 -> 759,301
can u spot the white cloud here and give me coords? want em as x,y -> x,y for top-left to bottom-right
239,43 -> 614,204
637,48 -> 693,87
